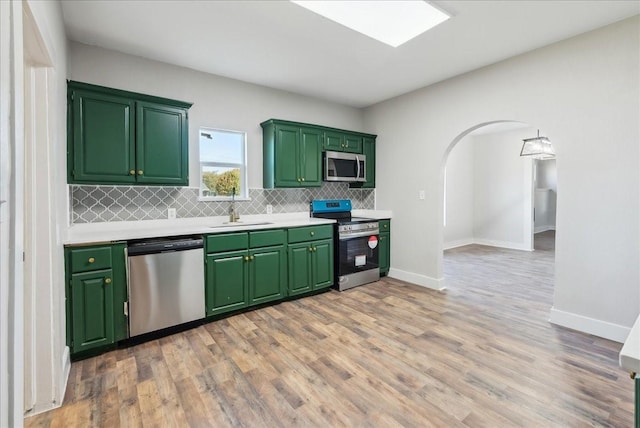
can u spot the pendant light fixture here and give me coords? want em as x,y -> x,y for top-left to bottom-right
520,130 -> 555,159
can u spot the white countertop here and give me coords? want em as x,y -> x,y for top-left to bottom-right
620,315 -> 640,374
64,210 -> 393,245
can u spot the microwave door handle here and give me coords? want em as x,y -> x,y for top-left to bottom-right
355,155 -> 361,179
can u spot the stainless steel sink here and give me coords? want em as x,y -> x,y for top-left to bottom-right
209,221 -> 273,228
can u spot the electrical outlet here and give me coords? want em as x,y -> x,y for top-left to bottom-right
419,190 -> 425,200
167,208 -> 177,219
266,204 -> 273,214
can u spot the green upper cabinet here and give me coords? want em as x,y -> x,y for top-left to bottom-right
262,119 -> 323,188
324,131 -> 363,153
67,81 -> 192,186
262,119 -> 376,188
136,102 -> 188,185
71,90 -> 136,184
344,133 -> 363,153
351,136 -> 376,189
324,131 -> 343,152
300,127 -> 323,185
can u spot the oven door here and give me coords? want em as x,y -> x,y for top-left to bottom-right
338,233 -> 379,277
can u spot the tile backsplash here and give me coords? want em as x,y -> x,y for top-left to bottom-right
70,183 -> 375,224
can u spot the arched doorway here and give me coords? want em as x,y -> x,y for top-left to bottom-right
439,120 -> 557,292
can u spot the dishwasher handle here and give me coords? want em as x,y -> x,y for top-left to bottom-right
128,237 -> 203,256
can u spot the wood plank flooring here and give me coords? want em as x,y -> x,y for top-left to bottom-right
26,231 -> 634,427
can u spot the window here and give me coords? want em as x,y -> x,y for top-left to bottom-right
199,127 -> 248,200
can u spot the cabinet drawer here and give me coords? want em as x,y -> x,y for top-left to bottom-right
69,246 -> 113,273
206,232 -> 249,253
379,219 -> 391,232
250,229 -> 286,248
288,225 -> 333,244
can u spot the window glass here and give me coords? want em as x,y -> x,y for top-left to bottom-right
199,128 -> 247,199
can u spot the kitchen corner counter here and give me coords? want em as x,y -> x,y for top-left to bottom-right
64,213 -> 335,245
351,209 -> 393,220
620,315 -> 640,374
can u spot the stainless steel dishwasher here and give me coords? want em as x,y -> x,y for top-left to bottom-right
127,236 -> 205,337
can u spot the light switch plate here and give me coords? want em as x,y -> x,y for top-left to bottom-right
419,190 -> 425,200
167,208 -> 177,219
266,204 -> 273,214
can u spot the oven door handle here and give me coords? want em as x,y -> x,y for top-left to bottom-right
339,230 -> 380,240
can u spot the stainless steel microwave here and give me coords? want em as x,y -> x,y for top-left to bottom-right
324,151 -> 366,183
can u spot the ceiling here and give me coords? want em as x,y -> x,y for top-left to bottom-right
61,1 -> 639,108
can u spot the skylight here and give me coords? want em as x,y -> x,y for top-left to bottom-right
291,1 -> 450,48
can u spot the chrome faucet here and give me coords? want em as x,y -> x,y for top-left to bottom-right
229,187 -> 240,222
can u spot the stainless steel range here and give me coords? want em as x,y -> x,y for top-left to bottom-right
311,199 -> 380,291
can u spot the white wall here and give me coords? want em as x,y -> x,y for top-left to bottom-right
472,129 -> 533,250
1,0 -> 68,423
443,138 -> 474,248
0,1 -> 25,424
535,159 -> 557,232
68,42 -> 366,191
365,16 -> 640,342
444,127 -> 534,251
22,0 -> 69,418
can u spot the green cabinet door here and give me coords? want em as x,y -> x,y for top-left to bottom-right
68,81 -> 191,186
379,220 -> 390,276
361,137 -> 376,188
136,102 -> 188,185
71,269 -> 115,353
249,245 -> 286,305
349,136 -> 376,189
312,239 -> 334,289
206,250 -> 249,315
324,130 -> 344,151
288,243 -> 313,296
71,90 -> 136,184
110,243 -> 129,342
379,232 -> 390,275
344,134 -> 363,153
300,127 -> 323,186
274,124 -> 303,187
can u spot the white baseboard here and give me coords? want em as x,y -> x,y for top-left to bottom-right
549,307 -> 631,343
24,346 -> 70,418
59,346 -> 71,404
474,238 -> 533,252
444,239 -> 475,250
534,226 -> 556,233
388,268 -> 446,291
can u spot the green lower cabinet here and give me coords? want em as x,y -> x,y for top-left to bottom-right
66,242 -> 127,356
288,242 -> 313,296
288,238 -> 334,296
635,377 -> 639,428
71,269 -> 115,353
312,239 -> 334,289
206,250 -> 249,316
249,245 -> 286,305
379,220 -> 391,276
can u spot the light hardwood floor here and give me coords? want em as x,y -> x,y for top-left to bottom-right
26,231 -> 634,427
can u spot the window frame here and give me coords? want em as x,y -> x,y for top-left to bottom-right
198,127 -> 249,201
